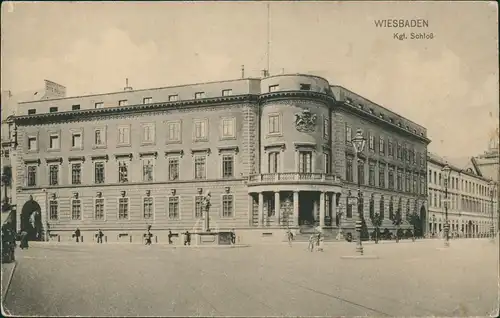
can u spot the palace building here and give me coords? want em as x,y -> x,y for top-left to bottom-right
427,152 -> 498,238
11,74 -> 430,243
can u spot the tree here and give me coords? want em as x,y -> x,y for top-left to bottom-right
408,213 -> 422,237
371,212 -> 383,243
392,209 -> 403,243
1,166 -> 12,212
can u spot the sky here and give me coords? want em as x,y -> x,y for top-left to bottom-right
1,1 -> 498,160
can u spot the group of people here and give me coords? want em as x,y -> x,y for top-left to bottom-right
308,232 -> 324,252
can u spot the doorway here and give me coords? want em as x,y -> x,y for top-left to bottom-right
20,198 -> 42,241
298,192 -> 317,226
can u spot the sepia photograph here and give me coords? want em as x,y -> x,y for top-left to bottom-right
1,1 -> 499,317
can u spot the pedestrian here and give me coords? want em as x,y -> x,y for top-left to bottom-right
184,231 -> 191,246
308,234 -> 315,252
20,230 -> 29,249
145,230 -> 153,245
74,228 -> 81,243
317,234 -> 324,252
287,229 -> 294,247
230,228 -> 236,245
168,230 -> 173,244
97,229 -> 104,244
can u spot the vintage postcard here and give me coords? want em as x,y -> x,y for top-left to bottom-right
1,1 -> 498,317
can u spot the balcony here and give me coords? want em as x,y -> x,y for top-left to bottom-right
247,173 -> 342,186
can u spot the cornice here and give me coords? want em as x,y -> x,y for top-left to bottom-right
68,156 -> 85,162
336,101 -> 431,145
263,143 -> 286,151
165,150 -> 184,158
293,142 -> 317,150
259,91 -> 334,106
23,159 -> 41,165
115,153 -> 133,161
191,148 -> 211,155
91,154 -> 109,162
13,94 -> 260,125
217,146 -> 239,155
45,157 -> 63,164
139,151 -> 158,159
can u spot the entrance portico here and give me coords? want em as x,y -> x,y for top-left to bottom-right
247,173 -> 343,229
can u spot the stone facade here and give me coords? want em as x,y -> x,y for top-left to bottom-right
12,74 -> 430,243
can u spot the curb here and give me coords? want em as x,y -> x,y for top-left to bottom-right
29,242 -> 251,249
1,261 -> 17,305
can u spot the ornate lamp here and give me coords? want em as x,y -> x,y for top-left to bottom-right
351,128 -> 367,255
441,164 -> 451,247
352,129 -> 366,154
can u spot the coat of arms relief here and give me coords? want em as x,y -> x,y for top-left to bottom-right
294,108 -> 317,133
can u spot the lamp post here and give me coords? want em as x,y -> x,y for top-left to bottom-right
337,202 -> 344,240
351,129 -> 367,255
42,188 -> 49,242
441,164 -> 451,248
431,214 -> 436,237
489,181 -> 495,242
202,191 -> 211,232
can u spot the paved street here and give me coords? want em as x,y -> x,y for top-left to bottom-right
3,239 -> 499,317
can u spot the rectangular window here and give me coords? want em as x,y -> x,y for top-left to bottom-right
28,137 -> 37,151
71,133 -> 82,149
49,165 -> 59,186
71,199 -> 82,220
94,129 -> 105,146
345,125 -> 352,143
118,198 -> 129,220
118,161 -> 129,183
369,162 -> 375,186
142,159 -> 154,182
194,119 -> 208,140
323,118 -> 329,139
368,134 -> 374,150
72,105 -> 80,111
28,109 -> 36,115
222,194 -> 234,218
358,160 -> 365,185
168,95 -> 178,102
118,126 -> 130,145
324,153 -> 331,174
142,123 -> 155,144
118,100 -> 128,106
194,196 -> 204,218
222,89 -> 233,96
95,102 -> 104,109
143,197 -> 153,219
346,157 -> 353,182
27,166 -> 37,186
346,203 -> 353,218
167,121 -> 181,142
379,164 -> 386,188
222,155 -> 234,178
397,169 -> 403,191
49,107 -> 58,113
94,162 -> 105,184
168,157 -> 179,181
268,114 -> 280,134
300,83 -> 311,90
49,200 -> 58,220
397,143 -> 402,160
195,92 -> 206,99
221,118 -> 235,138
94,198 -> 105,220
269,85 -> 279,92
388,138 -> 393,156
143,97 -> 152,104
71,163 -> 82,185
268,152 -> 279,173
298,151 -> 312,173
388,167 -> 395,189
379,136 -> 385,154
168,197 -> 179,219
49,135 -> 60,150
194,156 -> 206,179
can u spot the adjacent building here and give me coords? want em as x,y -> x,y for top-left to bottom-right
427,152 -> 498,238
12,74 -> 430,243
1,80 -> 66,226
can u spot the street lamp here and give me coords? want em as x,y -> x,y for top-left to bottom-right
489,180 -> 495,242
431,214 -> 436,237
352,128 -> 366,255
337,202 -> 344,240
441,164 -> 451,248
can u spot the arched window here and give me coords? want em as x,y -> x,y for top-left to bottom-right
406,199 -> 411,218
389,197 -> 394,220
379,196 -> 385,219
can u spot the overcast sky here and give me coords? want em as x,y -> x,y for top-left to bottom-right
1,1 -> 498,159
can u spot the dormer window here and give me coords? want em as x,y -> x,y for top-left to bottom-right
143,97 -> 152,104
222,89 -> 233,96
369,108 -> 375,114
300,84 -> 311,90
49,107 -> 58,113
195,92 -> 206,99
379,114 -> 385,119
28,109 -> 36,115
269,85 -> 279,92
168,95 -> 178,102
119,100 -> 128,106
389,118 -> 394,123
357,104 -> 363,109
72,105 -> 80,110
95,102 -> 104,109
406,125 -> 410,130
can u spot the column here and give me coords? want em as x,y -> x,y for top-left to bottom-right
274,191 -> 280,226
293,191 -> 299,227
332,192 -> 337,223
319,192 -> 325,228
258,192 -> 264,227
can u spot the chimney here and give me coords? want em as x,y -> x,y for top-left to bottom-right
281,68 -> 285,74
124,78 -> 133,91
261,69 -> 269,78
241,65 -> 245,79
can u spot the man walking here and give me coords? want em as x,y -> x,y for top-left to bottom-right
184,231 -> 191,246
74,228 -> 81,243
96,229 -> 104,244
